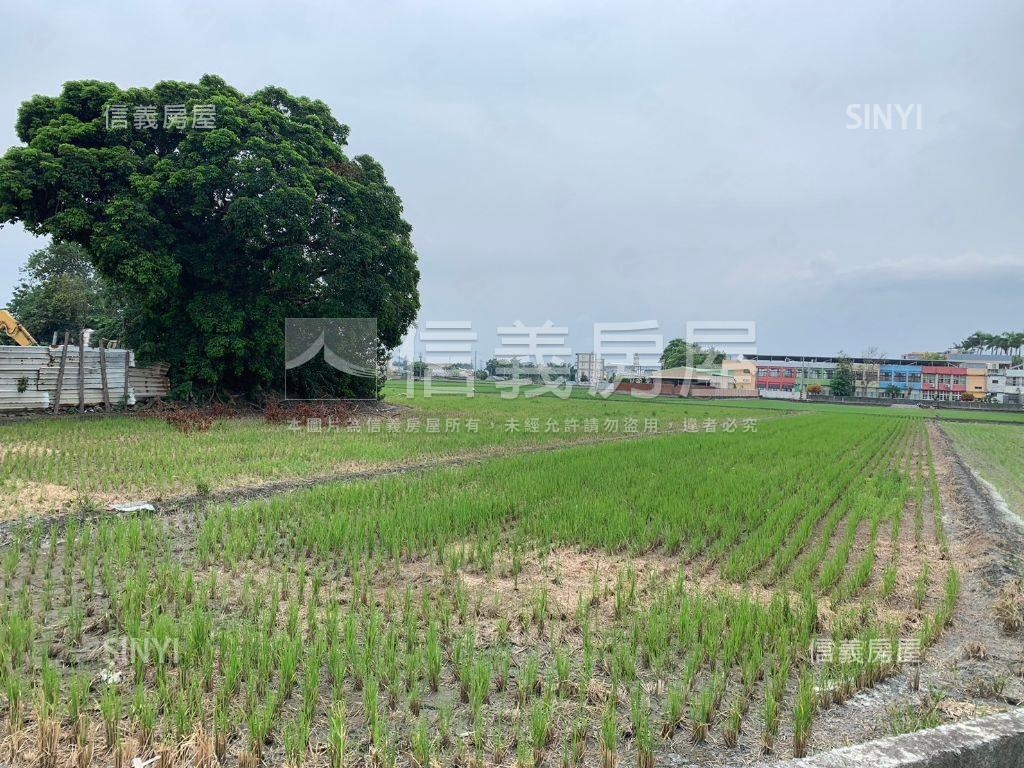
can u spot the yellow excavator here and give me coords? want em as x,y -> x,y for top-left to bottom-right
0,309 -> 38,346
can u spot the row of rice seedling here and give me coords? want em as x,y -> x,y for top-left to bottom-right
3,519 -> 806,765
802,420 -> 914,601
197,414 -> 914,571
756,418 -> 914,588
907,424 -> 926,549
761,425 -> 886,585
0,411 -> 953,766
785,421 -> 908,593
924,436 -> 951,557
0,391 -> 773,511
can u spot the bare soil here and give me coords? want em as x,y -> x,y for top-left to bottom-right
806,423 -> 1024,756
1,420 -> 1021,768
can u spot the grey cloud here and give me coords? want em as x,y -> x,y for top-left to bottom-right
0,0 -> 1021,359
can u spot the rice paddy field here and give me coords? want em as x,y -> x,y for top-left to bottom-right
711,396 -> 1024,423
944,422 -> 1024,518
0,388 -> 773,519
0,387 -> 1019,768
930,408 -> 1024,424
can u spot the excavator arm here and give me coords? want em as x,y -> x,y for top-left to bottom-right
0,309 -> 38,346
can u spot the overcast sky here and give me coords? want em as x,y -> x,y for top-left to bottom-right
1,0 -> 1021,361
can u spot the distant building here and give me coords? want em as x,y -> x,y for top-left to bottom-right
1007,368 -> 1024,405
722,359 -> 757,390
613,365 -> 743,397
965,365 -> 988,398
988,366 -> 1024,404
575,353 -> 604,383
749,353 -> 1015,402
946,352 -> 1015,370
651,366 -> 735,390
753,357 -> 836,397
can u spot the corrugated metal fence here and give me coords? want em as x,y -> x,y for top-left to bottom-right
0,346 -> 169,412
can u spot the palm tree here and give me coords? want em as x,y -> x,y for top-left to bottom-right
1010,332 -> 1024,358
956,330 -> 1024,358
959,331 -> 985,353
991,333 -> 1005,355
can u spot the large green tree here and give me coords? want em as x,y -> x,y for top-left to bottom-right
660,338 -> 724,369
0,76 -> 419,397
7,241 -> 125,344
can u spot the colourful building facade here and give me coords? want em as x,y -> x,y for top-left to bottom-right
749,354 -> 1013,401
721,359 -> 757,390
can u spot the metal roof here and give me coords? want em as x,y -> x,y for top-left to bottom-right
750,354 -> 995,367
652,366 -> 736,380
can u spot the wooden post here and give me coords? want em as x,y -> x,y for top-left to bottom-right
99,340 -> 111,412
77,329 -> 85,412
52,332 -> 70,415
122,349 -> 131,406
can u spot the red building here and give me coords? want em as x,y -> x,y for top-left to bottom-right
921,366 -> 967,398
756,364 -> 798,391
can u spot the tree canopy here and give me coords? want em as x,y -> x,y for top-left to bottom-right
6,241 -> 124,344
831,354 -> 855,397
660,338 -> 724,369
957,331 -> 1024,358
0,76 -> 420,397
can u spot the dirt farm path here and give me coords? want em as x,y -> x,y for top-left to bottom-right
804,422 -> 1024,756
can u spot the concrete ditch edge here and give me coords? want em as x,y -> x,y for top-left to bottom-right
779,707 -> 1024,768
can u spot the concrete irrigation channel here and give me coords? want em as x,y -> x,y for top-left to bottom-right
770,707 -> 1024,767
